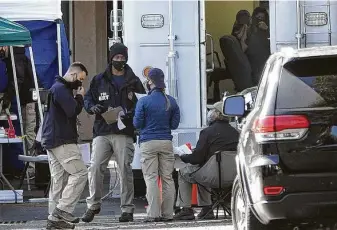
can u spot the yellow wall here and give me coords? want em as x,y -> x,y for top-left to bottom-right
205,1 -> 256,61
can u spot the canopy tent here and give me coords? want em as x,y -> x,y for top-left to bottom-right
0,18 -> 31,46
0,0 -> 69,180
0,0 -> 70,88
0,17 -> 43,121
0,0 -> 62,22
0,18 -> 44,192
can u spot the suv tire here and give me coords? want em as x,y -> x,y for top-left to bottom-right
232,176 -> 271,230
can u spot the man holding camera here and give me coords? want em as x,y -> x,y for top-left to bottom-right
41,62 -> 89,229
82,43 -> 145,223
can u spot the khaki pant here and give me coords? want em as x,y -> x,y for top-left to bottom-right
47,144 -> 88,215
176,164 -> 212,208
22,103 -> 36,169
22,102 -> 36,155
140,140 -> 175,219
86,134 -> 135,213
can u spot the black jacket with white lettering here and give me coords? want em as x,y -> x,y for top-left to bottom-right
84,64 -> 145,139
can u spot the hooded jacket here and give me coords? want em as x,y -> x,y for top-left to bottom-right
41,77 -> 83,149
84,64 -> 145,139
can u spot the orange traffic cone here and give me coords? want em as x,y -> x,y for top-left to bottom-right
191,184 -> 198,206
185,143 -> 198,206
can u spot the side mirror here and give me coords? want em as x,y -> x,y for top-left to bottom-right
223,95 -> 245,117
110,9 -> 123,32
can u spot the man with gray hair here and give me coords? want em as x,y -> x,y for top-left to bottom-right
173,101 -> 239,221
41,62 -> 89,229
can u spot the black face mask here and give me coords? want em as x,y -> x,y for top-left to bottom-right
68,80 -> 82,90
0,50 -> 6,60
112,60 -> 126,71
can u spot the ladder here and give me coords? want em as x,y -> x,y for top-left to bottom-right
299,0 -> 332,48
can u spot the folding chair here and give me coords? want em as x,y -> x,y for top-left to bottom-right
18,153 -> 50,197
192,151 -> 237,219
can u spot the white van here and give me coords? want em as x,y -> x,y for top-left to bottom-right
109,0 -> 337,172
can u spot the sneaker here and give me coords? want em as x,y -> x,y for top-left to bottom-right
197,206 -> 215,220
143,217 -> 161,222
52,207 -> 80,223
159,217 -> 173,222
81,208 -> 100,223
174,207 -> 181,215
173,207 -> 195,221
119,212 -> 133,222
46,219 -> 75,229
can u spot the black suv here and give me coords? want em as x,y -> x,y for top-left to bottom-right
223,47 -> 337,229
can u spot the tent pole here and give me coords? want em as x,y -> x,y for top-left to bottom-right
28,47 -> 44,124
9,46 -> 31,190
56,19 -> 62,76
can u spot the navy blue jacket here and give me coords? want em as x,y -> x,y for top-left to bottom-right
133,88 -> 180,143
84,64 -> 145,138
41,77 -> 83,149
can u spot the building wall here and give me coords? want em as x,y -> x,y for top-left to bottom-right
73,1 -> 108,141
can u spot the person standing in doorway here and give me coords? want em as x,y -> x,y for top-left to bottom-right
41,62 -> 89,229
134,68 -> 180,222
82,43 -> 145,223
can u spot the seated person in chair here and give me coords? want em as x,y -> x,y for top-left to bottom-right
173,101 -> 239,221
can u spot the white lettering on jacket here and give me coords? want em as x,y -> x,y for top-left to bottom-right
98,92 -> 110,101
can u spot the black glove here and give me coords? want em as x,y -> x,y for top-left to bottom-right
180,154 -> 190,164
90,104 -> 106,114
121,111 -> 133,120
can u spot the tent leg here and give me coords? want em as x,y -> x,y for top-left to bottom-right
56,19 -> 62,77
9,46 -> 31,191
28,47 -> 44,124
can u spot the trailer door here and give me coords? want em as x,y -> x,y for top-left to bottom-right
123,0 -> 204,130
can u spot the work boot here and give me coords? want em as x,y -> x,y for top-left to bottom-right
159,217 -> 173,222
52,207 -> 80,223
173,207 -> 195,220
143,217 -> 161,222
81,208 -> 101,223
119,212 -> 133,222
197,206 -> 215,220
46,219 -> 75,229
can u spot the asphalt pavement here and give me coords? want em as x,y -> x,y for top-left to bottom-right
0,172 -> 233,229
0,200 -> 233,230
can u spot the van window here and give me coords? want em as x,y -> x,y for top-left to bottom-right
276,56 -> 337,109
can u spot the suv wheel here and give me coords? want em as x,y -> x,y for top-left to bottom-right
232,176 -> 271,230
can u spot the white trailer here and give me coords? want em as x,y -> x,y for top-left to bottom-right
109,0 -> 337,170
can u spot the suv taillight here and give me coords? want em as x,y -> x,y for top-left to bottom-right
252,115 -> 309,143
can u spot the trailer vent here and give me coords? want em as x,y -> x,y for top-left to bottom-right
305,12 -> 328,26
